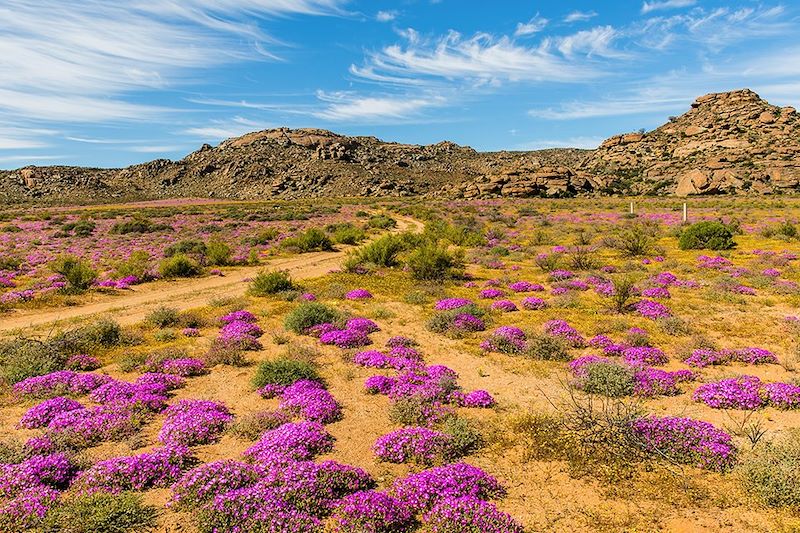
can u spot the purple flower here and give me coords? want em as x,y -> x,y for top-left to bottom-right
461,390 -> 496,408
521,297 -> 547,310
346,317 -> 380,334
279,380 -> 342,424
72,446 -> 193,494
490,300 -> 517,312
632,416 -> 736,471
373,427 -> 456,465
634,299 -> 671,320
219,310 -> 258,324
479,288 -> 505,299
346,289 -> 373,300
622,346 -> 668,366
434,298 -> 474,311
242,421 -> 334,463
18,397 -> 84,429
65,354 -> 101,371
320,328 -> 372,349
543,320 -> 585,347
158,400 -> 233,446
424,496 -> 524,533
693,376 -> 764,410
331,490 -> 415,533
390,463 -> 506,513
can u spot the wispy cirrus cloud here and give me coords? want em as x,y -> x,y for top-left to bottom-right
0,0 -> 345,148
641,0 -> 696,14
184,116 -> 271,139
515,15 -> 548,37
376,10 -> 398,22
564,10 -> 598,23
313,91 -> 445,121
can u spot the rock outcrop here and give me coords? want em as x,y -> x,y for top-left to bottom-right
1,89 -> 798,203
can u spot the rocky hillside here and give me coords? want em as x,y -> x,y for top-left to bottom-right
581,89 -> 800,195
1,89 -> 798,202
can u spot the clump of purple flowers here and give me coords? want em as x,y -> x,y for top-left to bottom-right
622,346 -> 668,366
479,288 -> 505,299
693,376 -> 764,410
634,299 -> 671,320
279,380 -> 342,424
169,460 -> 263,510
480,326 -> 526,354
346,288 -> 373,300
242,421 -> 335,463
543,320 -> 585,347
320,328 -> 372,349
13,371 -> 113,399
434,298 -> 474,311
631,416 -> 736,471
159,400 -> 233,446
330,490 -> 415,533
424,496 -> 524,533
18,397 -> 84,429
71,445 -> 193,494
64,354 -> 101,371
507,281 -> 543,293
521,297 -> 547,310
373,427 -> 457,465
489,300 -> 517,312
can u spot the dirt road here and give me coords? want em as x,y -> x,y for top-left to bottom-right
0,215 -> 424,335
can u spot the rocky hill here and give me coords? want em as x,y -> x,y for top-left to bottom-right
1,89 -> 798,203
580,89 -> 800,195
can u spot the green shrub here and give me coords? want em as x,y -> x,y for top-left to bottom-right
252,357 -> 321,389
62,220 -> 96,237
164,239 -> 207,259
50,255 -> 97,292
582,363 -> 635,397
0,339 -> 65,385
678,221 -> 736,250
244,228 -> 280,245
524,335 -> 570,361
327,223 -> 366,245
49,319 -> 122,356
738,432 -> 800,508
159,253 -> 201,278
0,255 -> 22,271
284,302 -> 341,334
248,271 -> 294,296
146,306 -> 180,328
114,250 -> 151,280
440,416 -> 483,457
0,437 -> 30,464
281,228 -> 333,252
389,397 -> 438,426
37,492 -> 156,533
345,234 -> 408,270
615,224 -> 655,257
367,214 -> 396,229
407,243 -> 464,281
154,328 -> 177,342
204,340 -> 248,367
206,240 -> 233,266
608,275 -> 639,313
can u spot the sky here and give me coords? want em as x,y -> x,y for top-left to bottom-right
2,0 -> 800,169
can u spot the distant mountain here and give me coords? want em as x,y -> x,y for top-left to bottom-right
1,89 -> 798,203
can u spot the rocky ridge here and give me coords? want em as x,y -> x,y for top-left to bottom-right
0,89 -> 798,203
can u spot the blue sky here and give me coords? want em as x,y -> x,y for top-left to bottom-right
2,0 -> 800,168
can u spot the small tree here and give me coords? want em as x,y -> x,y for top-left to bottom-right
678,221 -> 735,250
407,243 -> 464,281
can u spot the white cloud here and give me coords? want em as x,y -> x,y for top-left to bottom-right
641,0 -> 696,14
514,15 -> 548,37
564,10 -> 598,23
529,90 -> 691,120
313,91 -> 443,121
0,0 -> 345,147
351,29 -> 607,88
376,10 -> 398,22
556,26 -> 625,58
129,145 -> 189,153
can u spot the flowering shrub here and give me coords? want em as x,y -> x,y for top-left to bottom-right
386,336 -> 417,348
479,288 -> 504,299
161,357 -> 207,376
461,390 -> 496,408
242,421 -> 334,463
521,297 -> 547,310
635,299 -> 671,320
642,286 -> 670,299
170,460 -> 262,510
0,485 -> 60,529
507,281 -> 543,292
159,400 -> 233,446
64,354 -> 100,371
684,347 -> 777,368
631,416 -> 736,471
364,375 -> 395,395
543,320 -> 585,347
18,397 -> 84,429
72,446 -> 192,495
13,371 -> 112,398
763,382 -> 800,409
346,289 -> 373,300
330,490 -> 415,533
0,452 -> 75,497
434,298 -> 474,311
46,404 -> 148,447
621,346 -> 668,366
182,327 -> 200,337
489,300 -> 517,312
480,327 -> 526,354
390,462 -> 506,512
219,310 -> 258,324
320,328 -> 372,349
424,496 -> 524,533
693,376 -> 764,409
279,380 -> 342,424
548,269 -> 575,280
346,317 -> 380,334
373,427 -> 456,465
135,372 -> 185,390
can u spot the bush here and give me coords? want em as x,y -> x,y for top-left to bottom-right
281,228 -> 334,252
345,234 -> 408,270
206,240 -> 233,266
524,335 -> 570,361
615,224 -> 655,257
440,416 -> 484,457
0,338 -> 65,385
738,432 -> 800,508
49,319 -> 122,355
284,302 -> 342,334
164,239 -> 207,259
678,221 -> 735,250
252,357 -> 321,389
329,223 -> 366,245
582,363 -> 636,397
146,306 -> 180,328
367,214 -> 396,229
609,275 -> 639,313
248,271 -> 294,296
114,251 -> 151,280
51,255 -> 97,292
228,410 -> 288,440
39,492 -> 156,533
159,253 -> 202,278
243,228 -> 280,245
407,243 -> 464,281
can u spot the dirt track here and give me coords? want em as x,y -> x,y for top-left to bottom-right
0,215 -> 424,335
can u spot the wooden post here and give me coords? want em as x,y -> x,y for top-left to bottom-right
682,203 -> 688,223
630,201 -> 634,215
